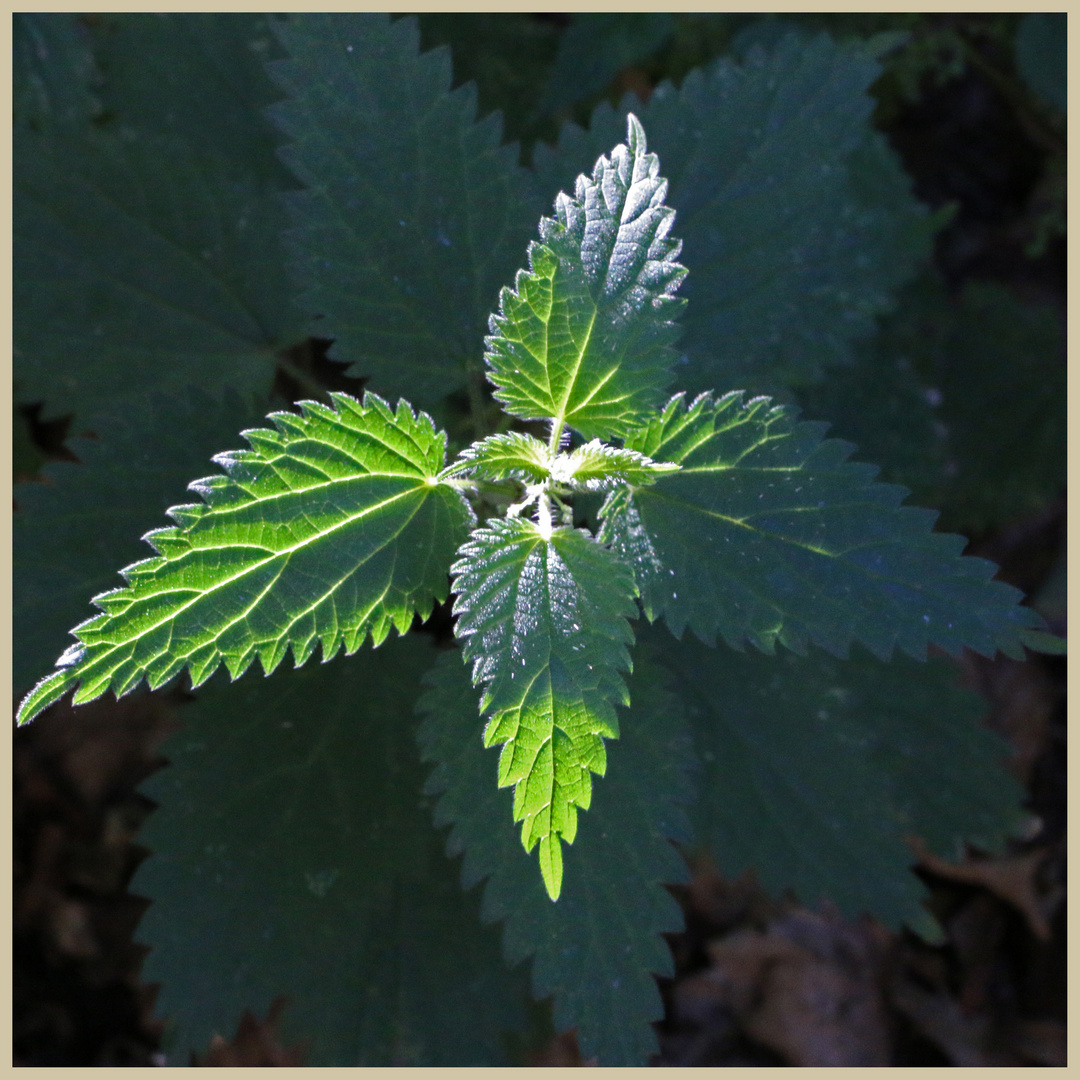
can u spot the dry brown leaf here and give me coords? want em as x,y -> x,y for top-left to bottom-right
694,911 -> 892,1066
531,1028 -> 596,1066
960,652 -> 1057,784
191,997 -> 308,1067
913,840 -> 1053,940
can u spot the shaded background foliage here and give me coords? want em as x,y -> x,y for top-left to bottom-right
14,12 -> 1064,1066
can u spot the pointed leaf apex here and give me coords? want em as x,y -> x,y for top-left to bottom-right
17,668 -> 79,725
539,834 -> 564,901
21,393 -> 473,720
485,117 -> 685,441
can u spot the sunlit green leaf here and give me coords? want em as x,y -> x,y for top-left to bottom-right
417,647 -> 694,1064
14,388 -> 267,697
486,114 -> 686,442
600,391 -> 1044,659
445,432 -> 678,494
18,393 -> 472,725
267,13 -> 540,409
553,441 -> 679,492
136,635 -> 534,1065
445,431 -> 552,485
450,518 -> 638,898
533,33 -> 937,393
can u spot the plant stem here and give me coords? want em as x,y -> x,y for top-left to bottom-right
547,418 -> 565,458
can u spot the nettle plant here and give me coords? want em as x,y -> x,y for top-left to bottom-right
15,13 -> 1064,1066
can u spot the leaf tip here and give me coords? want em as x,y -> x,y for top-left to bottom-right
539,834 -> 564,901
16,668 -> 79,726
625,111 -> 646,156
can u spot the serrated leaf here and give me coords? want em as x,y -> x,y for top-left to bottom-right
486,114 -> 687,442
450,518 -> 638,899
17,392 -> 472,725
552,441 -> 678,492
417,647 -> 694,1065
651,625 -> 1025,934
532,33 -> 936,393
445,431 -> 552,484
444,432 -> 677,494
135,636 -> 533,1065
534,13 -> 675,120
266,14 -> 540,409
413,13 -> 563,152
599,391 -> 1044,661
14,127 -> 303,417
14,388 -> 268,697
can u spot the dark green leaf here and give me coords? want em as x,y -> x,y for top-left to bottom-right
450,518 -> 638,899
534,14 -> 675,120
417,647 -> 694,1064
487,114 -> 686,442
267,13 -> 540,409
800,275 -> 1066,533
18,393 -> 472,725
1019,629 -> 1066,656
599,391 -> 1043,660
533,33 -> 937,393
14,127 -> 302,417
652,625 -> 1025,935
14,13 -> 100,131
90,13 -> 291,184
134,635 -> 533,1065
13,388 -> 267,698
413,13 -> 563,154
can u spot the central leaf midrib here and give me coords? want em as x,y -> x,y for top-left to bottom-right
80,482 -> 429,668
642,486 -> 950,601
552,301 -> 598,443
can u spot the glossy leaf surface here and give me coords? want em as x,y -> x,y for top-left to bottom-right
599,392 -> 1043,659
450,518 -> 638,898
533,33 -> 937,393
18,393 -> 472,724
486,114 -> 687,441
